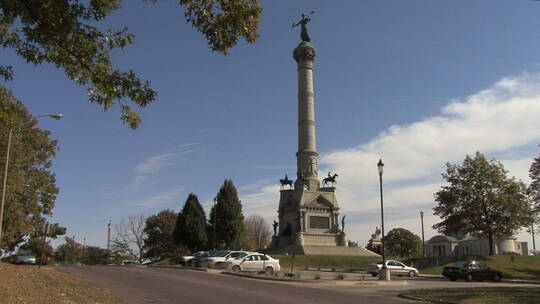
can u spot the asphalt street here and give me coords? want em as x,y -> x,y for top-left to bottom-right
58,266 -> 418,304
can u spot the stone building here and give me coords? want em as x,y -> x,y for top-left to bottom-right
426,235 -> 528,257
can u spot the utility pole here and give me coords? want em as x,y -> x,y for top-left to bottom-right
82,237 -> 86,265
213,197 -> 217,250
420,211 -> 425,258
107,221 -> 111,265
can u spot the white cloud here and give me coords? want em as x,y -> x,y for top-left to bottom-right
135,152 -> 178,175
240,73 -> 540,248
130,188 -> 183,208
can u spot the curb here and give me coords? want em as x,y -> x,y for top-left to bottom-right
147,265 -> 208,272
221,271 -> 312,283
397,293 -> 431,303
221,271 -> 409,285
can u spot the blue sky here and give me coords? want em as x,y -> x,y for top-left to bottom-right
3,0 -> 540,249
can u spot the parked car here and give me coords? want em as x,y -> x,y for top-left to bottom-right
180,251 -> 206,266
15,254 -> 37,265
121,260 -> 140,266
366,260 -> 419,277
198,251 -> 250,268
187,250 -> 221,267
225,253 -> 280,275
56,261 -> 82,266
442,261 -> 503,282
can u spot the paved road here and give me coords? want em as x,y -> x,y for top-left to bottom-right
58,266 -> 417,304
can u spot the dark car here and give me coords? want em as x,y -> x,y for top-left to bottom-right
442,261 -> 503,282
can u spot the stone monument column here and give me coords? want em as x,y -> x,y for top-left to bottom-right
294,42 -> 319,190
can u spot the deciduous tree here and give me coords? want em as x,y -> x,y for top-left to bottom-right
144,209 -> 183,260
0,0 -> 262,128
174,194 -> 207,252
54,237 -> 82,263
433,152 -> 531,255
382,228 -> 422,258
244,214 -> 271,250
114,214 -> 146,263
0,88 -> 64,252
83,246 -> 108,265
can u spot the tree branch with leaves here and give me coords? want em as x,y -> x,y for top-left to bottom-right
1,0 -> 261,128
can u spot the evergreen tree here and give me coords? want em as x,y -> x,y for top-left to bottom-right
530,146 -> 540,213
174,194 -> 208,252
433,152 -> 531,255
529,146 -> 540,232
209,180 -> 245,249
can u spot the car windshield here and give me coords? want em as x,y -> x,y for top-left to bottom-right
375,261 -> 383,265
451,261 -> 469,268
193,251 -> 204,257
216,251 -> 231,257
230,252 -> 247,259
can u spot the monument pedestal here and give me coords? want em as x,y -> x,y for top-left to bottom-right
276,186 -> 341,248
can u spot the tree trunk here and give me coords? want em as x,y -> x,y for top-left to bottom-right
488,234 -> 494,255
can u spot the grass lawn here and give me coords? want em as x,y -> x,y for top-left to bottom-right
403,287 -> 540,304
0,263 -> 124,304
270,254 -> 380,272
421,255 -> 540,281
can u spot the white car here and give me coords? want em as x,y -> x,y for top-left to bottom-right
225,253 -> 280,274
198,251 -> 250,268
367,260 -> 419,277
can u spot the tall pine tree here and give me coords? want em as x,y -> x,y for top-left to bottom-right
174,194 -> 208,252
209,180 -> 245,249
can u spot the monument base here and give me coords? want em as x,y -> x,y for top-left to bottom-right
261,245 -> 379,257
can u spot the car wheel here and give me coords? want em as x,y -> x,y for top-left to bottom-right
265,267 -> 274,275
232,265 -> 241,272
493,275 -> 502,282
466,274 -> 473,282
408,271 -> 415,277
449,277 -> 457,281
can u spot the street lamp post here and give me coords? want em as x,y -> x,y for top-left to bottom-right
107,221 -> 111,265
377,159 -> 390,281
420,211 -> 425,258
0,114 -> 63,250
213,197 -> 217,250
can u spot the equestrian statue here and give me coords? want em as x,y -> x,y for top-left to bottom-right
280,174 -> 294,189
322,171 -> 338,186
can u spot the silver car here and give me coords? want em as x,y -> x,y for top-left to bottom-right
16,254 -> 37,265
198,251 -> 250,268
367,260 -> 419,277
